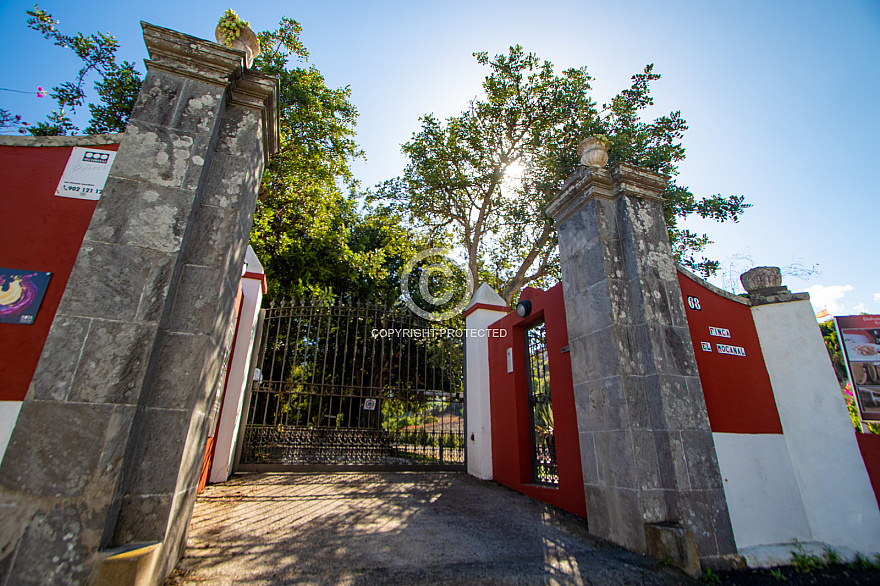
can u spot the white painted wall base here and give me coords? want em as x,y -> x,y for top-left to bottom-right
0,401 -> 22,466
464,284 -> 508,480
751,299 -> 880,554
209,249 -> 264,483
713,432 -> 811,549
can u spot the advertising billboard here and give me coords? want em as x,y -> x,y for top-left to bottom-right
835,314 -> 880,421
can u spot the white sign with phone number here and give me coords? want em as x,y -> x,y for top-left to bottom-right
54,147 -> 116,200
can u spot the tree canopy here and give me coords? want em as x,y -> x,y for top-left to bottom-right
9,8 -> 415,304
248,17 -> 423,303
371,46 -> 750,304
23,5 -> 142,135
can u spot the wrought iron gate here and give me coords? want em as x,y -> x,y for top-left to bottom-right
525,319 -> 558,485
237,299 -> 465,471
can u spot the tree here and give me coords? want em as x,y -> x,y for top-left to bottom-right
372,46 -> 750,304
248,18 -> 424,303
819,319 -> 848,383
24,6 -> 142,135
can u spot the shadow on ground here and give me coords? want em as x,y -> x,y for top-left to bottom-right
166,471 -> 692,585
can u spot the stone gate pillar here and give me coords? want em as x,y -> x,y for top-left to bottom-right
545,163 -> 736,568
0,23 -> 278,585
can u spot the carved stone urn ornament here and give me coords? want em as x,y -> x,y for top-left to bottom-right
215,10 -> 261,67
740,266 -> 782,293
577,136 -> 610,168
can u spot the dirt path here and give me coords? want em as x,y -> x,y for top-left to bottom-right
167,471 -> 691,585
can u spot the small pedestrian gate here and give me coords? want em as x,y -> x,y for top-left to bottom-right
236,299 -> 465,471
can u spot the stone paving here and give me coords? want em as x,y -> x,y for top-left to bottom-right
167,472 -> 691,585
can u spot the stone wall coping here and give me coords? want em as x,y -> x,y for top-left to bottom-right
0,134 -> 123,147
675,264 -> 752,306
546,162 -> 669,223
675,264 -> 810,307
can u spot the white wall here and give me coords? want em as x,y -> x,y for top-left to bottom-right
209,259 -> 264,483
464,284 -> 508,480
0,401 -> 22,466
751,299 -> 880,553
713,432 -> 811,548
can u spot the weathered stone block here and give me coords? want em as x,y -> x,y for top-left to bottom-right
58,241 -> 170,322
0,402 -> 133,499
10,506 -> 94,585
644,521 -> 701,578
124,407 -> 189,497
215,106 -> 262,158
166,264 -> 224,335
578,432 -> 600,484
29,315 -> 90,401
88,178 -> 194,254
631,429 -> 662,490
606,487 -> 645,551
181,134 -> 216,193
663,326 -> 700,377
68,320 -> 158,405
677,489 -> 731,557
680,431 -> 723,490
200,153 -> 251,210
130,74 -> 225,138
184,204 -> 240,269
584,485 -> 610,535
652,430 -> 690,491
620,374 -> 651,430
595,430 -> 637,489
129,71 -> 185,129
148,332 -> 213,411
136,253 -> 178,323
112,494 -> 173,545
111,121 -> 197,189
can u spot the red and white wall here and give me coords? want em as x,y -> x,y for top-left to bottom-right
467,284 -> 587,518
207,246 -> 266,484
0,137 -> 120,462
679,267 -> 880,559
466,270 -> 880,561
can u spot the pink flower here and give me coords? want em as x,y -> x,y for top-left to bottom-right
36,86 -> 44,98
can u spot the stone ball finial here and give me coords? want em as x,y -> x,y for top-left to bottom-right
740,266 -> 782,293
577,136 -> 610,168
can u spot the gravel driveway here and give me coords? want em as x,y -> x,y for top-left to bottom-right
166,471 -> 691,585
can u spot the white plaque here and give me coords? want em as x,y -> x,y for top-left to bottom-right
364,398 -> 377,411
54,147 -> 116,200
716,344 -> 746,357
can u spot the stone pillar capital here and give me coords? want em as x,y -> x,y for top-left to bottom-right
142,22 -> 245,86
141,22 -> 280,163
545,163 -> 669,224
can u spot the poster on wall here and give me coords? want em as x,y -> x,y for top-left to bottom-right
0,268 -> 52,325
54,146 -> 117,200
835,314 -> 880,421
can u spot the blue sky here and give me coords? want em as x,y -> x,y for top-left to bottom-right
2,0 -> 878,316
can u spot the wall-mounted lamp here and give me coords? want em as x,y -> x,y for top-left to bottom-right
516,299 -> 532,318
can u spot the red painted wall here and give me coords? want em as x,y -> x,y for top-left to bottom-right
677,271 -> 783,434
488,284 -> 587,518
856,432 -> 880,508
0,143 -> 119,401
